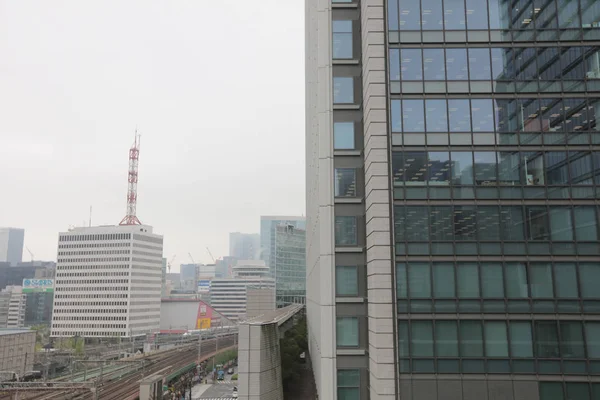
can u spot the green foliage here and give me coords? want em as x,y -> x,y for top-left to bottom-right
214,349 -> 238,365
280,316 -> 308,391
231,373 -> 238,380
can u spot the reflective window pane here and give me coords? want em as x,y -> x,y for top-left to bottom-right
489,0 -> 510,29
500,206 -> 525,241
334,122 -> 355,150
446,49 -> 468,80
474,152 -> 497,185
457,263 -> 479,298
506,263 -> 528,298
485,321 -> 509,357
529,263 -> 554,298
433,263 -> 455,297
448,99 -> 471,131
421,0 -> 443,30
423,49 -> 445,80
335,168 -> 357,197
411,321 -> 434,356
335,216 -> 357,246
436,321 -> 459,356
535,321 -> 560,358
428,152 -> 451,184
402,100 -> 425,132
554,263 -> 578,298
399,0 -> 421,30
401,49 -> 423,81
451,152 -> 474,184
574,207 -> 598,241
333,21 -> 353,59
409,263 -> 431,298
539,382 -> 564,400
444,0 -> 466,30
510,322 -> 533,358
580,264 -> 600,298
336,265 -> 358,296
549,207 -> 573,241
566,384 -> 590,400
460,320 -> 484,357
560,322 -> 585,358
333,77 -> 354,104
391,100 -> 402,132
388,0 -> 400,30
586,322 -> 600,358
426,99 -> 448,132
336,317 -> 359,347
481,263 -> 504,298
471,99 -> 495,132
390,49 -> 400,80
466,0 -> 488,29
469,48 -> 491,80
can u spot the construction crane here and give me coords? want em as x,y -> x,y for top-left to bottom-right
167,255 -> 176,273
25,247 -> 34,262
205,247 -> 215,263
188,253 -> 196,264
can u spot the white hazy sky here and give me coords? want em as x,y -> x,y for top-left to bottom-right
0,1 -> 306,270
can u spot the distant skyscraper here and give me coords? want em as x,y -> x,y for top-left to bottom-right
274,224 -> 306,307
260,216 -> 305,276
229,232 -> 260,260
51,225 -> 163,338
0,228 -> 24,265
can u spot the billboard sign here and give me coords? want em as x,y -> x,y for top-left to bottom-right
22,279 -> 54,293
198,279 -> 211,293
197,318 -> 211,329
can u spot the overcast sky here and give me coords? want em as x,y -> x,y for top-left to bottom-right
0,1 -> 306,270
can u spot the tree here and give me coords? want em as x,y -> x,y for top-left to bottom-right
280,317 -> 308,391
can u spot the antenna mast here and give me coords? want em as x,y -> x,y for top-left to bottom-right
119,131 -> 142,225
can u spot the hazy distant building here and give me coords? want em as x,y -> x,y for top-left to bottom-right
274,225 -> 306,307
260,216 -> 305,276
161,258 -> 167,297
229,232 -> 260,260
180,264 -> 198,292
0,228 -> 24,265
215,256 -> 236,279
51,225 -> 163,338
210,261 -> 274,322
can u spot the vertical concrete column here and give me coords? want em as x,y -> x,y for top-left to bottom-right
360,0 -> 398,398
306,0 -> 337,398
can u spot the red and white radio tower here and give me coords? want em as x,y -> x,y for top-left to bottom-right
119,132 -> 142,225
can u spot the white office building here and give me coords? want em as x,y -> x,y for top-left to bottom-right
0,286 -> 26,328
0,228 -> 24,265
210,260 -> 274,322
51,225 -> 163,338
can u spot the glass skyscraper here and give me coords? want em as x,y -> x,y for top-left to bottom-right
306,0 -> 600,399
274,224 -> 306,307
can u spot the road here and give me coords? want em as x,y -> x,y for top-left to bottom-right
192,366 -> 237,400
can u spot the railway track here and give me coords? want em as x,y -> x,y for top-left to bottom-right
0,336 -> 236,400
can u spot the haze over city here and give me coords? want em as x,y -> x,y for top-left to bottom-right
0,0 -> 305,267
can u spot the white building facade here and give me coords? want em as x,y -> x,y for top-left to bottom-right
51,225 -> 163,338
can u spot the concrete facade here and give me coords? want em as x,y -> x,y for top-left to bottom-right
246,287 -> 276,319
51,225 -> 163,338
0,329 -> 35,377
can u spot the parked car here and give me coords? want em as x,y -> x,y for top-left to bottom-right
227,368 -> 234,374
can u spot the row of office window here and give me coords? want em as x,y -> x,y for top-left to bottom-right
57,250 -> 131,256
56,271 -> 129,278
57,264 -> 130,271
55,279 -> 130,285
335,216 -> 359,246
394,205 -> 599,243
54,316 -> 127,321
52,323 -> 126,329
397,320 -> 600,374
54,307 -> 127,313
396,262 -> 600,300
387,0 -> 600,32
58,242 -> 130,249
390,98 -> 597,133
131,234 -> 163,245
390,46 -> 600,82
55,286 -> 129,292
392,151 -> 600,188
59,233 -> 131,242
54,294 -> 128,299
57,257 -> 130,263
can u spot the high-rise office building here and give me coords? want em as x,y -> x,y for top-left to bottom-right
0,228 -> 24,265
51,225 -> 163,338
260,216 -> 306,276
229,232 -> 260,260
306,1 -> 600,399
274,224 -> 306,307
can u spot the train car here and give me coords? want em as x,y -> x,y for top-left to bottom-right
21,371 -> 42,382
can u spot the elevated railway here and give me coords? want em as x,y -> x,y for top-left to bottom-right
0,335 -> 236,400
